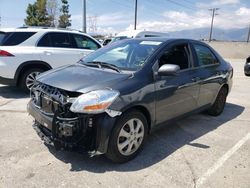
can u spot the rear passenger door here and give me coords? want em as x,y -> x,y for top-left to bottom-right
191,42 -> 222,107
36,32 -> 84,68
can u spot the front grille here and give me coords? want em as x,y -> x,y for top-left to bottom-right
31,83 -> 78,119
40,93 -> 59,115
32,83 -> 68,105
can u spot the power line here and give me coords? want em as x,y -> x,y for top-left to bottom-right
181,0 -> 194,5
164,0 -> 196,11
209,8 -> 219,42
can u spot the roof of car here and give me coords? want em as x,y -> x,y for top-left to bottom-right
126,37 -> 206,44
0,27 -> 86,34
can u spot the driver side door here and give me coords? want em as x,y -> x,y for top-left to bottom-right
154,41 -> 200,125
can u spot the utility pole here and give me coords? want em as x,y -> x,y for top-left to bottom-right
247,23 -> 250,43
209,8 -> 219,42
82,0 -> 87,33
134,0 -> 138,30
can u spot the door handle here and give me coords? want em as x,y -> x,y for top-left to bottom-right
192,77 -> 200,82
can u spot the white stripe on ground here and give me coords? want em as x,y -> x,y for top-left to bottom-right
196,132 -> 250,188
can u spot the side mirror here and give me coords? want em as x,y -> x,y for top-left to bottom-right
158,64 -> 180,76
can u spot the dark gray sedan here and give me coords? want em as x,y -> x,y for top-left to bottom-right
27,38 -> 233,163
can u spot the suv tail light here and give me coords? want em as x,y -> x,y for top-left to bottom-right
0,50 -> 15,57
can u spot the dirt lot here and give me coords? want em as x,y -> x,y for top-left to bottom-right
0,59 -> 249,188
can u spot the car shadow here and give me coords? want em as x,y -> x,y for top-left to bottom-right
46,102 -> 244,172
0,85 -> 28,99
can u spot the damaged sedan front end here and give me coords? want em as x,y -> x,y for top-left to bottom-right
28,82 -> 121,155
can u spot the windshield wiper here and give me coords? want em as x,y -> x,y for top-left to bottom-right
84,61 -> 121,73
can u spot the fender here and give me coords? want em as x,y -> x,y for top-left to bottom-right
14,60 -> 52,84
94,103 -> 153,154
95,113 -> 117,154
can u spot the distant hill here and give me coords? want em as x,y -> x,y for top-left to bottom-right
167,27 -> 249,42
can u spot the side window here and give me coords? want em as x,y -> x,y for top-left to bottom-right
1,32 -> 36,46
193,44 -> 218,66
71,34 -> 100,50
50,32 -> 73,48
37,33 -> 51,47
159,43 -> 190,70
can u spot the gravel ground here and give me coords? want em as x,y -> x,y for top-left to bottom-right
0,59 -> 249,188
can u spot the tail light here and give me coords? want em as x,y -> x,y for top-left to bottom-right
0,50 -> 15,57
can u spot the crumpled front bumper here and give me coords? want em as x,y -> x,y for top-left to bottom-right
27,100 -> 117,154
27,100 -> 94,151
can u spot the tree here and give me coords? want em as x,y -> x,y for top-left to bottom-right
24,0 -> 51,26
58,0 -> 71,28
24,3 -> 38,26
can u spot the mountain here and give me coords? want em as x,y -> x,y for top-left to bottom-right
167,27 -> 249,41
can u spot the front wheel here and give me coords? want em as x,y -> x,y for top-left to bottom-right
207,86 -> 228,116
106,110 -> 148,163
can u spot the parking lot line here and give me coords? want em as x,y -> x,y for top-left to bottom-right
196,132 -> 250,188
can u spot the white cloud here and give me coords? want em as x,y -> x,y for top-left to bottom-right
70,6 -> 250,35
125,7 -> 250,32
98,12 -> 132,27
197,0 -> 240,8
71,12 -> 132,35
236,7 -> 250,16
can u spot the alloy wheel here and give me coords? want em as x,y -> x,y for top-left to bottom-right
117,118 -> 145,156
25,72 -> 40,90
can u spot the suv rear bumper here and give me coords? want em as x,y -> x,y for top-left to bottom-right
0,76 -> 16,86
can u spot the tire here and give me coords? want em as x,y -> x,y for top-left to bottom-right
207,86 -> 228,116
19,68 -> 44,92
106,110 -> 148,163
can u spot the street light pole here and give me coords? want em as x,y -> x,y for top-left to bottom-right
209,8 -> 219,42
134,0 -> 138,30
82,0 -> 87,33
247,23 -> 250,43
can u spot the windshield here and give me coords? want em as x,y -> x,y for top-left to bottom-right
81,40 -> 162,71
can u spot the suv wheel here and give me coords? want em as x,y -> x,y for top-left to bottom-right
106,110 -> 148,163
20,68 -> 44,92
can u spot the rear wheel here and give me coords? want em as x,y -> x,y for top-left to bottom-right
106,110 -> 148,163
20,68 -> 44,92
207,86 -> 228,116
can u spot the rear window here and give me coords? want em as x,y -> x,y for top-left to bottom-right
0,32 -> 5,44
193,44 -> 218,66
0,32 -> 36,46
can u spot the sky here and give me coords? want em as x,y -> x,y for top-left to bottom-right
0,0 -> 250,35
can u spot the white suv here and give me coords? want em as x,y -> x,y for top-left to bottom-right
0,27 -> 102,91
